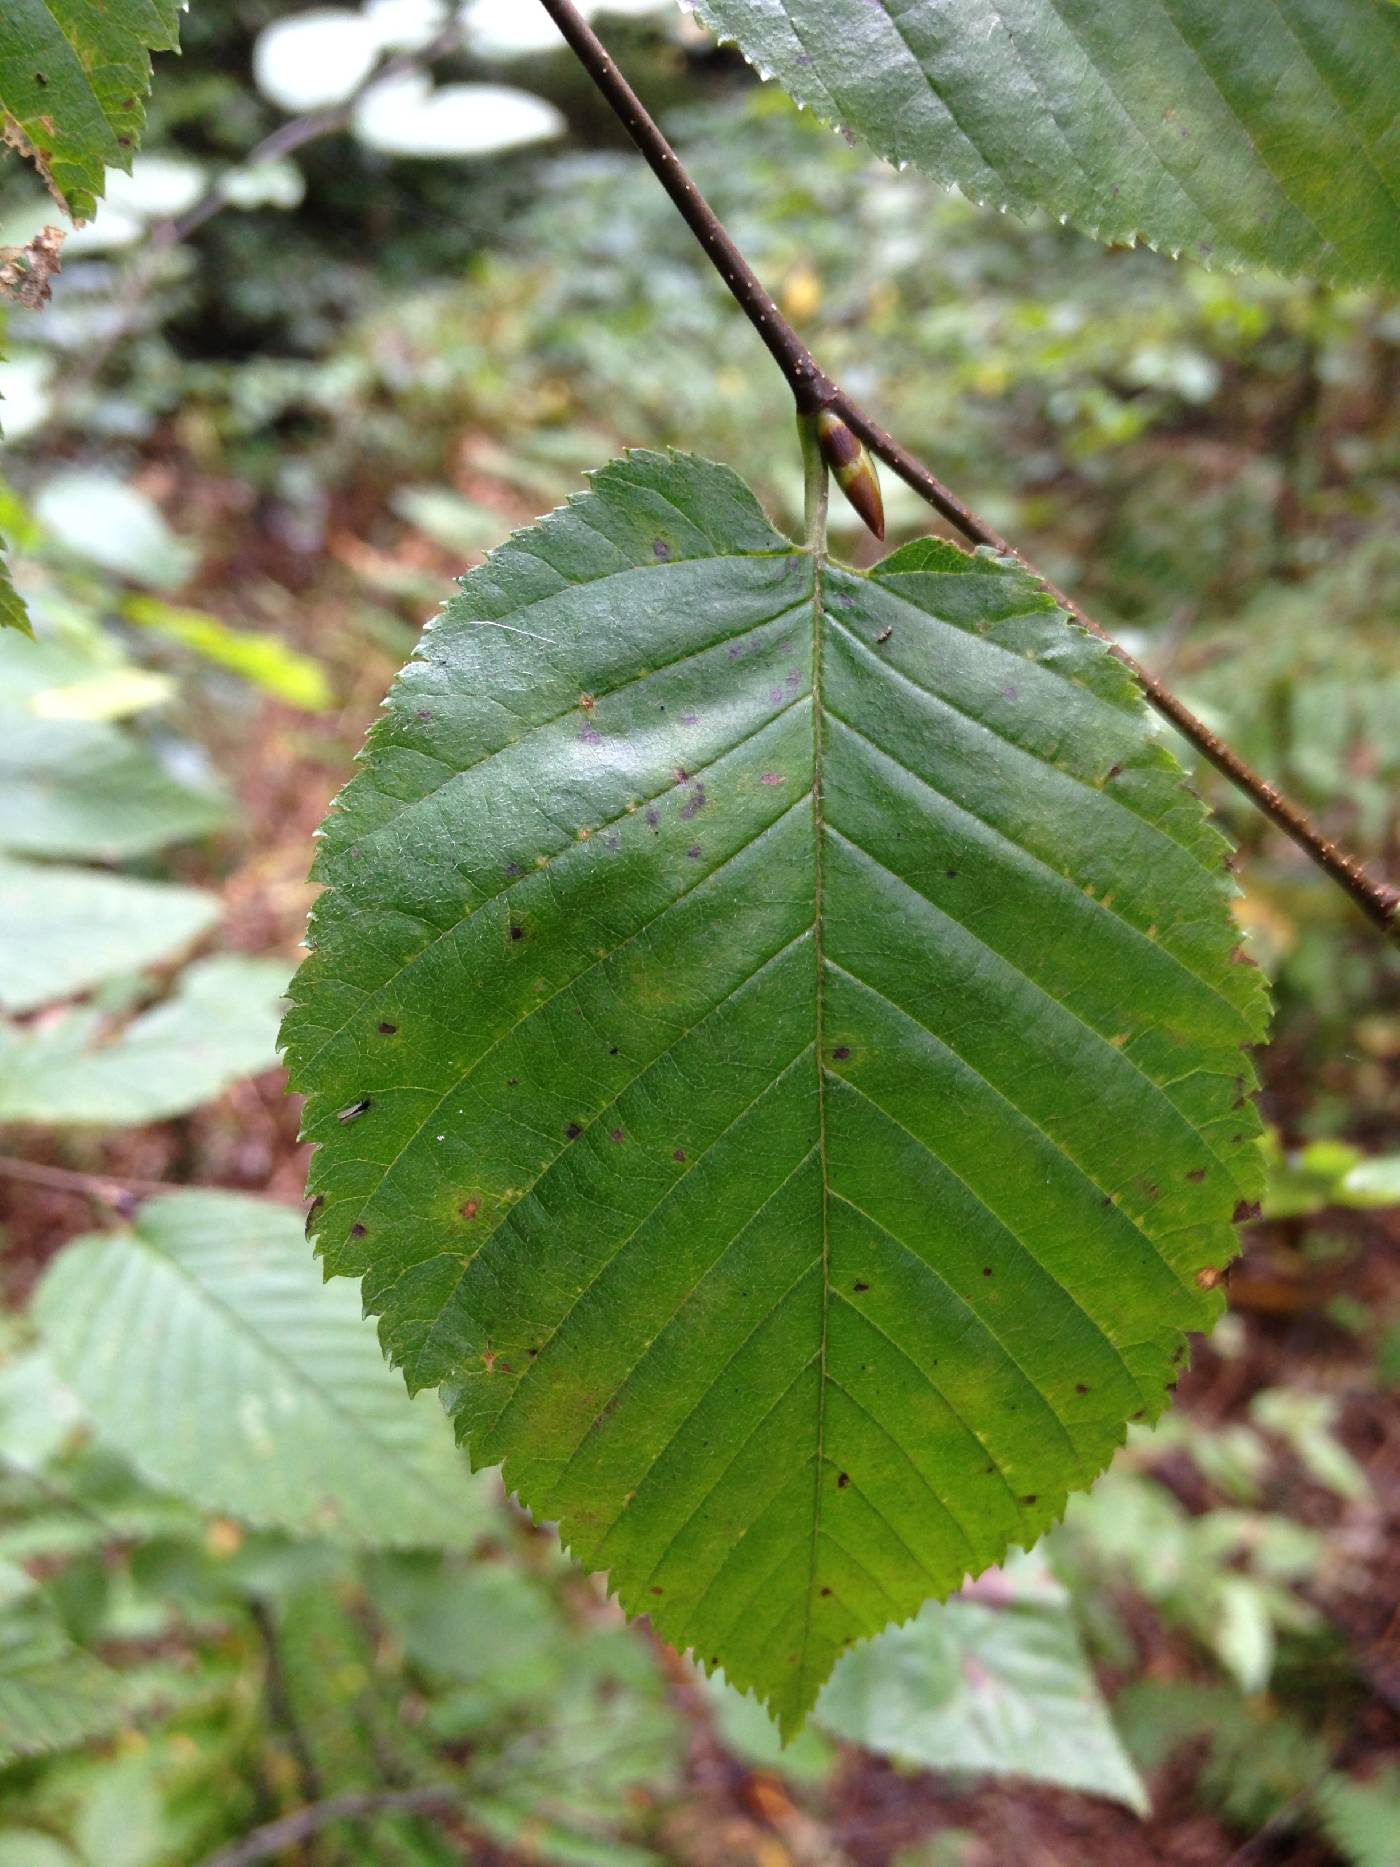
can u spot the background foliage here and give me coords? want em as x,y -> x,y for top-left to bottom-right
0,4 -> 1397,1863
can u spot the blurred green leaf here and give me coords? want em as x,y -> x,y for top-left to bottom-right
1315,1766 -> 1400,1867
0,954 -> 286,1124
34,474 -> 197,591
0,716 -> 229,861
0,1596 -> 126,1766
123,596 -> 334,711
812,1552 -> 1147,1812
0,856 -> 219,1014
33,1191 -> 491,1546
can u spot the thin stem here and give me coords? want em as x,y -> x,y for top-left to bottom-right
798,411 -> 829,553
0,1157 -> 292,1208
536,0 -> 1398,937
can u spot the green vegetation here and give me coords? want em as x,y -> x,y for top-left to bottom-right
0,4 -> 1396,1862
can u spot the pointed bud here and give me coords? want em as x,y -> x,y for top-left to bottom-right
816,410 -> 885,540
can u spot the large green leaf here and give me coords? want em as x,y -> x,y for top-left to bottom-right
283,450 -> 1268,1733
33,1191 -> 491,1547
0,855 -> 218,1014
0,0 -> 185,222
686,0 -> 1400,287
0,954 -> 285,1124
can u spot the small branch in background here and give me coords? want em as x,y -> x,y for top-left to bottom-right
247,1599 -> 326,1826
0,1156 -> 293,1210
196,1786 -> 465,1867
51,17 -> 469,415
535,0 -> 1399,939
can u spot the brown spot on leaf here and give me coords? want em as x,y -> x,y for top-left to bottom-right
852,1281 -> 869,1294
836,1472 -> 850,1489
350,1223 -> 367,1239
1196,1266 -> 1224,1290
460,1200 -> 479,1221
673,1148 -> 686,1163
1187,1167 -> 1206,1183
760,771 -> 785,786
566,1123 -> 583,1141
832,1045 -> 850,1061
1233,1200 -> 1261,1223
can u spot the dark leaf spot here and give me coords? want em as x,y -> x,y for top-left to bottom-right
609,1128 -> 625,1144
819,1586 -> 832,1597
304,1196 -> 323,1239
1186,1167 -> 1206,1183
566,1123 -> 583,1140
852,1281 -> 869,1294
416,708 -> 433,722
1075,1383 -> 1089,1395
1106,764 -> 1122,781
377,1021 -> 397,1036
1232,1200 -> 1261,1223
832,1045 -> 850,1061
673,1148 -> 686,1163
760,772 -> 785,786
875,626 -> 893,645
982,1266 -> 993,1277
836,1472 -> 850,1489
509,925 -> 524,942
1020,1494 -> 1038,1506
686,845 -> 702,859
460,1200 -> 479,1220
653,538 -> 670,558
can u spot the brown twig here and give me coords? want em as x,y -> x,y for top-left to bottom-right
536,0 -> 1399,937
195,1786 -> 464,1867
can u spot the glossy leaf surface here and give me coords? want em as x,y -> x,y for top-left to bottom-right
285,451 -> 1267,1731
687,0 -> 1400,286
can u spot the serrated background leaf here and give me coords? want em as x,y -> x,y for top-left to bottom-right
686,0 -> 1400,286
284,450 -> 1267,1731
0,0 -> 185,222
0,1601 -> 126,1766
0,855 -> 218,1014
814,1552 -> 1147,1812
33,1191 -> 491,1547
